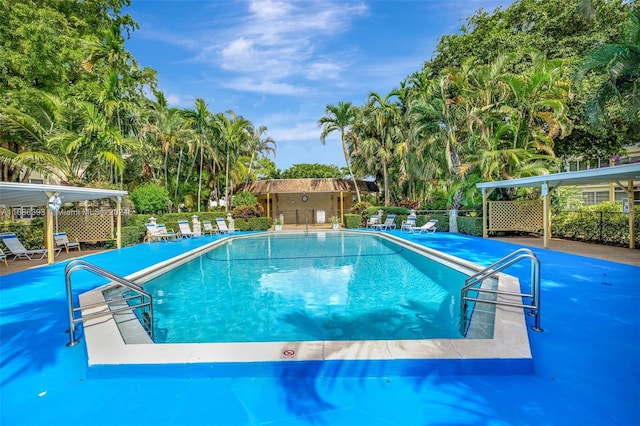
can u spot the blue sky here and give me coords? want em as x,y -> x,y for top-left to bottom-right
124,0 -> 514,171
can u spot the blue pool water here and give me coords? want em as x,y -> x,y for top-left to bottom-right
144,232 -> 467,343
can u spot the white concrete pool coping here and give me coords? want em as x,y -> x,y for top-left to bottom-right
79,231 -> 532,369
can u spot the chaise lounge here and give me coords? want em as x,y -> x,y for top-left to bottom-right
0,232 -> 60,260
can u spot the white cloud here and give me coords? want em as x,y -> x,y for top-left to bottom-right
165,92 -> 195,108
221,77 -> 308,96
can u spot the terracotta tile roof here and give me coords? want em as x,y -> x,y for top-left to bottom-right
235,178 -> 379,194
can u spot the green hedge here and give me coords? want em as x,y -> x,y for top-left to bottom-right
344,214 -> 362,228
552,208 -> 640,247
457,216 -> 482,236
231,217 -> 271,231
0,220 -> 46,250
122,225 -> 145,246
128,213 -> 272,234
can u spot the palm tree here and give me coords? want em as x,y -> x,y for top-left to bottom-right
141,90 -> 190,199
182,98 -> 213,212
0,93 -> 136,184
243,124 -> 275,183
354,91 -> 403,206
318,102 -> 361,202
576,9 -> 640,130
214,111 -> 252,211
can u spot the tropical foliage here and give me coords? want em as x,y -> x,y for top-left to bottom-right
318,0 -> 636,208
1,0 -> 636,213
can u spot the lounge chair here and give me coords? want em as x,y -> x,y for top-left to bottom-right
145,223 -> 178,242
0,232 -> 59,260
377,214 -> 397,230
366,215 -> 380,228
144,223 -> 162,242
202,220 -> 218,236
0,249 -> 7,266
413,219 -> 438,234
215,218 -> 232,234
54,232 -> 81,253
157,224 -> 180,240
401,216 -> 416,232
178,220 -> 195,238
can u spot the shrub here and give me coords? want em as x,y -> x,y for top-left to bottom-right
232,191 -> 258,208
344,214 -> 362,228
457,216 -> 482,236
231,204 -> 265,219
130,184 -> 170,213
121,226 -> 144,246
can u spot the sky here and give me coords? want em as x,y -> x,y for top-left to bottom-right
124,0 -> 515,172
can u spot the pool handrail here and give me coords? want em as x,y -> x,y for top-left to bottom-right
460,248 -> 542,335
64,259 -> 153,347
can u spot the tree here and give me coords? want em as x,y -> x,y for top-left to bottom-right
318,102 -> 361,202
181,98 -> 215,212
280,163 -> 344,179
130,183 -> 170,213
576,9 -> 640,139
214,111 -> 252,212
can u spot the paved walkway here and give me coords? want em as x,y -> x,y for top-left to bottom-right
492,236 -> 639,266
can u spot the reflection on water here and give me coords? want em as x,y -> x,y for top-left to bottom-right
144,233 -> 466,343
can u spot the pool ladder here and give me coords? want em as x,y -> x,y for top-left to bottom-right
460,248 -> 542,336
64,259 -> 153,347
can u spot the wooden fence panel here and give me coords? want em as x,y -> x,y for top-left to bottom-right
488,200 -> 543,232
57,210 -> 116,242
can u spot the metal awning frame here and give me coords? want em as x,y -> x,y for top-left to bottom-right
476,163 -> 640,249
0,182 -> 128,264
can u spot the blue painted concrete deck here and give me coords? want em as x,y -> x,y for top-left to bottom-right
0,232 -> 638,425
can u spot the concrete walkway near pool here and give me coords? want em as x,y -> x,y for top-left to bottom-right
0,231 -> 638,425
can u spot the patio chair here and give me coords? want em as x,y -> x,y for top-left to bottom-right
366,215 -> 380,228
144,223 -> 162,242
202,220 -> 218,236
215,218 -> 232,234
0,232 -> 59,260
401,216 -> 416,232
157,224 -> 180,241
54,232 -> 81,253
412,219 -> 438,234
144,223 -> 177,242
378,214 -> 397,230
178,220 -> 195,238
0,249 -> 7,266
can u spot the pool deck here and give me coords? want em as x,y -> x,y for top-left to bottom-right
0,230 -> 638,425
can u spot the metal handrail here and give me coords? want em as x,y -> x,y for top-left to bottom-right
460,248 -> 542,335
64,259 -> 153,347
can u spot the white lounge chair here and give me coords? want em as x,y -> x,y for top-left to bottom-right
0,248 -> 8,266
202,220 -> 218,236
366,215 -> 380,228
144,223 -> 162,242
54,232 -> 81,253
157,224 -> 179,240
413,219 -> 438,234
215,218 -> 232,234
145,223 -> 177,242
377,214 -> 396,230
178,220 -> 195,238
401,216 -> 416,232
0,232 -> 59,260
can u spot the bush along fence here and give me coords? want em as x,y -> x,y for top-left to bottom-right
553,209 -> 640,248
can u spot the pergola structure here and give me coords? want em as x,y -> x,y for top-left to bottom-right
476,163 -> 640,249
0,182 -> 128,264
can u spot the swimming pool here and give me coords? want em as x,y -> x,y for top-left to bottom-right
79,230 -> 532,372
144,232 -> 467,343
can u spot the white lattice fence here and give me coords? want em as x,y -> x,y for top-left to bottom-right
56,211 -> 115,242
488,200 -> 543,232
